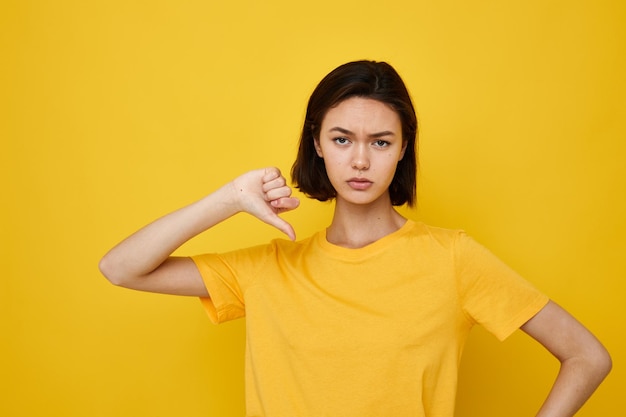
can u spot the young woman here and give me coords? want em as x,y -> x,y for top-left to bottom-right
99,61 -> 611,417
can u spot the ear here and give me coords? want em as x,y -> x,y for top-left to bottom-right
399,140 -> 408,161
314,137 -> 323,158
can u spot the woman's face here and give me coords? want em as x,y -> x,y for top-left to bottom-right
314,97 -> 407,207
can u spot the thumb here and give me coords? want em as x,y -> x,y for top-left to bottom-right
262,214 -> 296,241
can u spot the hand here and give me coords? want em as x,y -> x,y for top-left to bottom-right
231,167 -> 300,240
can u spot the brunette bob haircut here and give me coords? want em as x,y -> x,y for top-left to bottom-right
291,60 -> 418,206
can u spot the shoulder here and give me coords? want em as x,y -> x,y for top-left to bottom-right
270,233 -> 319,256
194,232 -> 320,265
410,223 -> 499,265
404,221 -> 466,248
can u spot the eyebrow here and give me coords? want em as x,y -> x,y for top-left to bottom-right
328,126 -> 396,138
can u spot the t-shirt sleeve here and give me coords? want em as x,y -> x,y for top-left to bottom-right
454,231 -> 549,341
191,243 -> 273,324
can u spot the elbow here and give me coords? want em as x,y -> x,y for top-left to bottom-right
98,252 -> 147,290
593,345 -> 613,380
573,341 -> 613,384
98,253 -> 127,287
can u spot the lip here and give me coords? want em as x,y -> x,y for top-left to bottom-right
347,177 -> 373,190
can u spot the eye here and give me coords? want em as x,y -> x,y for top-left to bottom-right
373,139 -> 390,148
333,137 -> 350,145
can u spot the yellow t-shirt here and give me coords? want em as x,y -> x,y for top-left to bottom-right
192,221 -> 548,417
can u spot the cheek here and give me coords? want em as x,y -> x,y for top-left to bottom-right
322,152 -> 344,168
321,157 -> 344,184
383,152 -> 400,166
326,159 -> 343,176
382,155 -> 402,176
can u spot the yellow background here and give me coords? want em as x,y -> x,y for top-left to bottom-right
2,1 -> 624,416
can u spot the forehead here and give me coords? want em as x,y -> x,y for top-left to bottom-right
321,97 -> 401,131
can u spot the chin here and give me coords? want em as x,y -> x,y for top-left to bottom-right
337,190 -> 390,207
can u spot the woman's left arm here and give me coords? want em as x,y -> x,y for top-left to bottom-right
521,300 -> 612,417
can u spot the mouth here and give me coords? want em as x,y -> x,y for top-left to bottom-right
347,178 -> 373,190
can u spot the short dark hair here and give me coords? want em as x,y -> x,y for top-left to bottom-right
291,60 -> 418,206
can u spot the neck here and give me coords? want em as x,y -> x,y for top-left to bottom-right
326,196 -> 407,248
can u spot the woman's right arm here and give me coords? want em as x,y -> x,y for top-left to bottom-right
98,167 -> 299,296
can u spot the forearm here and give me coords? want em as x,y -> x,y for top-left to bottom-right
535,354 -> 612,417
522,301 -> 612,417
99,182 -> 239,284
99,167 -> 298,295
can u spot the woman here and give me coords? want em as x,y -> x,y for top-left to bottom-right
99,61 -> 611,417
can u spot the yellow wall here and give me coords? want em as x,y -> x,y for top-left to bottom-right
2,1 -> 624,415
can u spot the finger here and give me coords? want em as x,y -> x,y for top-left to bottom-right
262,167 -> 281,182
280,221 -> 297,241
270,197 -> 300,211
261,212 -> 297,241
262,175 -> 287,194
265,185 -> 292,202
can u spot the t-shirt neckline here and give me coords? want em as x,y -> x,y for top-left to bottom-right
316,219 -> 416,261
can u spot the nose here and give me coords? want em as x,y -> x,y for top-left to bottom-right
351,145 -> 370,171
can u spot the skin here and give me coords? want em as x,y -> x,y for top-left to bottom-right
521,302 -> 611,416
314,97 -> 408,248
99,97 -> 611,416
98,168 -> 300,296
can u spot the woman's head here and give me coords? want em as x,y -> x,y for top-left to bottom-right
291,60 -> 418,206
